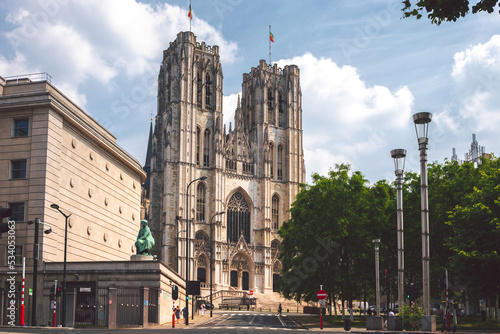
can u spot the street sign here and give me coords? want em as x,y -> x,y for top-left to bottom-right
317,289 -> 326,300
319,299 -> 326,306
250,290 -> 253,296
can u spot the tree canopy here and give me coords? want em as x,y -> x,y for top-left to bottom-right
402,0 -> 500,24
278,156 -> 500,311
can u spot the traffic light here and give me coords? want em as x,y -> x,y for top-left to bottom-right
407,284 -> 420,302
172,285 -> 178,300
50,284 -> 62,297
0,207 -> 13,237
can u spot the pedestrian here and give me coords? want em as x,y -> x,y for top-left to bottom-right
182,307 -> 187,320
389,309 -> 395,317
367,308 -> 372,317
175,305 -> 181,320
201,303 -> 206,316
278,303 -> 282,316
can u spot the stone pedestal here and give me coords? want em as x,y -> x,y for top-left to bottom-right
131,255 -> 154,261
388,315 -> 402,330
366,316 -> 383,330
422,315 -> 436,331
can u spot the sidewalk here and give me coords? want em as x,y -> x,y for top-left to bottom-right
154,312 -> 214,329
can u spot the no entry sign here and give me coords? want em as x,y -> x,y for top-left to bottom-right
317,289 -> 326,300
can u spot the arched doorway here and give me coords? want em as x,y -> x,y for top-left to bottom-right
230,252 -> 253,290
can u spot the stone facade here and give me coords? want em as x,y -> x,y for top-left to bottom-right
0,74 -> 146,324
148,32 -> 305,295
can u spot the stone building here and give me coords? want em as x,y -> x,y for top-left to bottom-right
0,73 -> 148,325
147,31 -> 305,295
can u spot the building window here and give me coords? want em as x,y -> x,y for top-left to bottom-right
13,118 -> 29,137
227,192 -> 250,243
197,71 -> 202,106
269,143 -> 274,179
205,73 -> 212,106
203,129 -> 210,167
272,195 -> 279,230
9,203 -> 25,222
6,246 -> 23,266
277,145 -> 283,181
196,127 -> 201,166
279,92 -> 286,127
267,87 -> 273,109
196,183 -> 206,223
11,160 -> 27,179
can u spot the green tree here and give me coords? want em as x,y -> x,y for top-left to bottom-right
402,0 -> 500,24
446,157 -> 500,302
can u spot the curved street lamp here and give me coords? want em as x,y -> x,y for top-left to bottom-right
209,211 -> 225,317
391,149 -> 406,313
50,203 -> 71,327
27,218 -> 52,326
185,175 -> 207,325
413,112 -> 432,317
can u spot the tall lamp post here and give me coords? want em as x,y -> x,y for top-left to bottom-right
372,239 -> 381,317
413,112 -> 435,331
391,149 -> 406,312
50,204 -> 71,327
27,218 -> 52,326
185,175 -> 207,325
209,211 -> 225,317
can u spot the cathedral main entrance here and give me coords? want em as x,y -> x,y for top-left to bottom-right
230,252 -> 253,291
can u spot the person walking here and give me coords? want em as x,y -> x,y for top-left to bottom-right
278,303 -> 282,316
201,303 -> 206,316
175,305 -> 181,320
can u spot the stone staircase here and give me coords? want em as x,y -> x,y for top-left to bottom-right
251,291 -> 308,313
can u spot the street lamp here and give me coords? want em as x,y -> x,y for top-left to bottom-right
413,112 -> 432,318
372,239 -> 381,318
27,218 -> 52,326
185,175 -> 207,325
391,148 -> 406,312
209,211 -> 225,317
50,204 -> 71,327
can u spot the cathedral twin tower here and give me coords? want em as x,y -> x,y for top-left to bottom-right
147,31 -> 305,294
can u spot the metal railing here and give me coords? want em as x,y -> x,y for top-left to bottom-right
3,72 -> 52,84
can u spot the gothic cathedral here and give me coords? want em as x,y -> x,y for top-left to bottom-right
145,31 -> 305,294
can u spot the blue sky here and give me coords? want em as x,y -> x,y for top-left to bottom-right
1,0 -> 499,184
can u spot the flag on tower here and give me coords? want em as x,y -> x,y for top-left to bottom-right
270,31 -> 274,43
188,4 -> 193,20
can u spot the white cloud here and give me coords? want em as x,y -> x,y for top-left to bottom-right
276,53 -> 414,181
223,92 -> 240,130
451,34 -> 500,132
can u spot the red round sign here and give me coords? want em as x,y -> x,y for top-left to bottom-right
249,290 -> 253,296
317,289 -> 326,300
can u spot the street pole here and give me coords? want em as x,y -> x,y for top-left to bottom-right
413,112 -> 432,317
391,148 -> 406,313
32,218 -> 39,326
185,176 -> 207,325
50,204 -> 71,327
210,211 -> 225,317
373,239 -> 381,317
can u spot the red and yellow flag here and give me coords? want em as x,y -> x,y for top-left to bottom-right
188,4 -> 193,20
270,31 -> 274,43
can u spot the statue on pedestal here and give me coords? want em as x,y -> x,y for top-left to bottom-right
135,219 -> 155,255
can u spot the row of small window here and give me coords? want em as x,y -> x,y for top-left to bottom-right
4,203 -> 25,222
9,160 -> 27,179
12,118 -> 29,137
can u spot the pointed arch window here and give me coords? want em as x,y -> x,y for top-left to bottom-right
277,145 -> 283,181
268,88 -> 274,125
203,129 -> 210,167
227,192 -> 250,243
272,195 -> 279,230
197,70 -> 202,106
205,73 -> 212,106
196,127 -> 201,166
269,143 -> 274,179
196,183 -> 206,222
279,91 -> 286,127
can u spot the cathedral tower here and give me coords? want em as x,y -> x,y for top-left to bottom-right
148,32 -> 305,295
